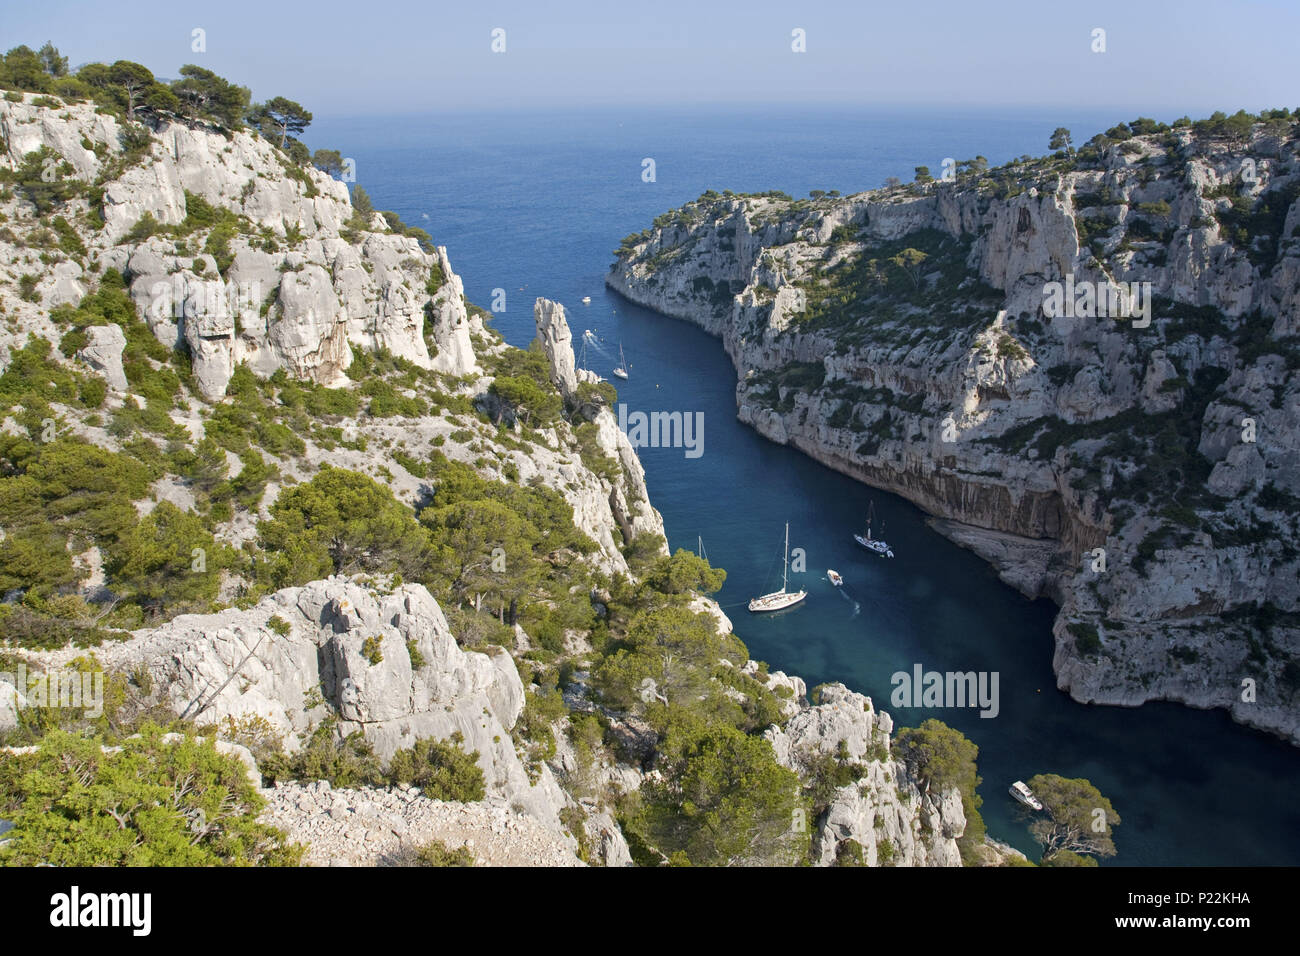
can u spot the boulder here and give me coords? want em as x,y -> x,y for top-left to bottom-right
76,325 -> 128,392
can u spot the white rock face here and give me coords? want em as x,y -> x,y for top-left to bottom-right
522,296 -> 668,559
534,298 -> 580,400
0,95 -> 454,398
608,123 -> 1300,744
765,683 -> 965,866
76,325 -> 128,391
32,576 -> 569,833
426,246 -> 479,377
0,680 -> 26,732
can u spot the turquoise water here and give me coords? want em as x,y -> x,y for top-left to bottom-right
310,106 -> 1300,865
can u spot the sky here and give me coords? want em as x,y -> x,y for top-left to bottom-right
2,0 -> 1295,118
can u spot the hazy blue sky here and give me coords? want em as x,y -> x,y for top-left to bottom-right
3,0 -> 1294,117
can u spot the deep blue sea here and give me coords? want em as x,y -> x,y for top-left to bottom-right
310,106 -> 1300,865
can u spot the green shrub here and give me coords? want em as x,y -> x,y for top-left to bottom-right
385,732 -> 485,801
398,839 -> 475,867
260,719 -> 385,789
0,725 -> 301,866
1068,621 -> 1102,657
256,466 -> 431,588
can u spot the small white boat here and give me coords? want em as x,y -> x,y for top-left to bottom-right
612,343 -> 629,380
827,569 -> 843,587
1009,780 -> 1043,811
749,523 -> 807,613
581,296 -> 592,304
583,328 -> 597,342
853,500 -> 894,558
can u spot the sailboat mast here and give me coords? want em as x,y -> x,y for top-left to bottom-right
782,522 -> 789,592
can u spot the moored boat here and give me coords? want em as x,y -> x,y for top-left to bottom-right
1009,780 -> 1043,811
853,500 -> 895,558
827,569 -> 843,587
749,523 -> 807,613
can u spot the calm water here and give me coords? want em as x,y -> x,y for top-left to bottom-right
310,106 -> 1300,865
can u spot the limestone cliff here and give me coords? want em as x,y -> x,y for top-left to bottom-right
608,116 -> 1300,744
0,90 -> 972,866
0,92 -> 479,400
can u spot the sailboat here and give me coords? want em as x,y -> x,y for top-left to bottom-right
853,500 -> 895,558
612,343 -> 629,380
749,523 -> 807,612
577,335 -> 604,383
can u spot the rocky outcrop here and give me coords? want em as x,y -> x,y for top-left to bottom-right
532,295 -> 668,555
75,324 -> 128,392
766,683 -> 965,866
609,121 -> 1300,744
46,576 -> 570,833
0,92 -> 453,398
534,298 -> 581,400
426,246 -> 479,377
0,680 -> 25,733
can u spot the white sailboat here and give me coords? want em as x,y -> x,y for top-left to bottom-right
577,336 -> 604,383
853,500 -> 895,558
749,523 -> 807,613
612,343 -> 629,380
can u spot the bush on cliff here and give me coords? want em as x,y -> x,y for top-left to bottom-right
624,713 -> 806,866
385,731 -> 485,801
256,466 -> 432,588
0,725 -> 301,866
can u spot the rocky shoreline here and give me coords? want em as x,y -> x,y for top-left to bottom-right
607,119 -> 1300,744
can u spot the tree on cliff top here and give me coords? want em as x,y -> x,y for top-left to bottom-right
0,45 -> 50,91
312,148 -> 344,177
171,64 -> 250,128
0,726 -> 301,866
249,96 -> 312,147
107,60 -> 154,121
37,42 -> 67,78
894,719 -> 980,795
350,183 -> 375,222
1025,773 -> 1121,864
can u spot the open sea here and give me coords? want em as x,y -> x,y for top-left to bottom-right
309,105 -> 1300,865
